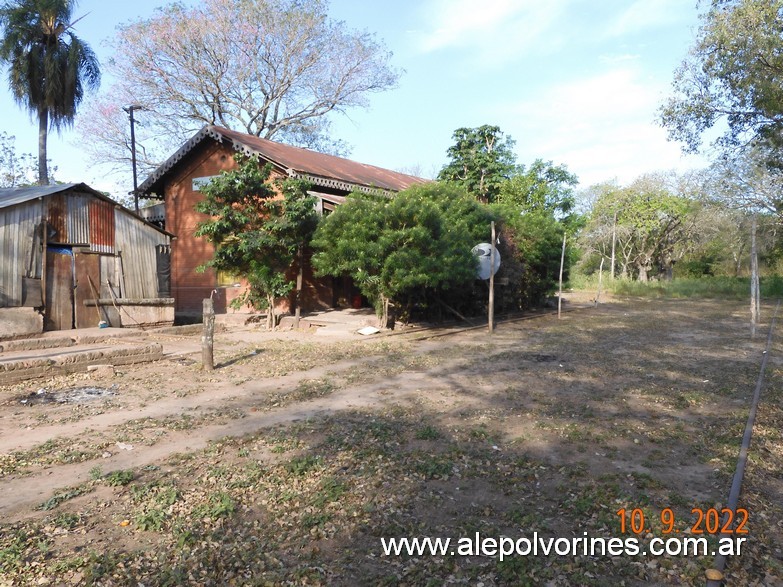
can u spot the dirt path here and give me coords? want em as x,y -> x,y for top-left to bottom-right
1,296 -> 781,586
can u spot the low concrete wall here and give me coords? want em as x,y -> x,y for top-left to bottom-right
0,343 -> 164,385
85,298 -> 175,328
0,308 -> 43,340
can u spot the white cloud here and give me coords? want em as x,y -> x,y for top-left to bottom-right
415,0 -> 570,63
504,67 -> 707,186
604,0 -> 694,38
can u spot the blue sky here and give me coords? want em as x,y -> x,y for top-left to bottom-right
0,0 -> 708,196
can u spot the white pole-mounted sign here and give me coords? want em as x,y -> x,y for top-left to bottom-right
472,242 -> 501,280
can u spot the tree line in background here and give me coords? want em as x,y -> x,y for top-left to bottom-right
2,0 -> 783,327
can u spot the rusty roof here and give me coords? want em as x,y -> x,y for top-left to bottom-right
138,125 -> 429,197
0,182 -> 173,236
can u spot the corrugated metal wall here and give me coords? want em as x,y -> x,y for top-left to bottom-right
88,198 -> 115,253
114,209 -> 169,299
0,200 -> 43,307
66,193 -> 90,245
1,190 -> 169,308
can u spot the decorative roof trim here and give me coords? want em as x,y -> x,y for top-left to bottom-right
138,126 -> 218,196
292,173 -> 393,196
139,125 -> 424,197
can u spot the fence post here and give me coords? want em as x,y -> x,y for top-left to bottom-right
202,297 -> 215,371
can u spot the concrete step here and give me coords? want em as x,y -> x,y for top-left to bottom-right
0,342 -> 164,385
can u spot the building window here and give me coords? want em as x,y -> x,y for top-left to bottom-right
217,270 -> 241,287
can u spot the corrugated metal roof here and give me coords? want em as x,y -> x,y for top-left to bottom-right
139,125 -> 429,197
0,183 -> 82,209
0,182 -> 173,237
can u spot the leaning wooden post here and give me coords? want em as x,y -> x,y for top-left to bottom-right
595,257 -> 604,306
489,221 -> 496,334
202,297 -> 215,371
558,232 -> 567,319
750,215 -> 759,338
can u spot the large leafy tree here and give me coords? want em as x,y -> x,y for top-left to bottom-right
659,0 -> 783,156
194,155 -> 318,330
312,183 -> 493,327
581,174 -> 698,281
0,0 -> 99,185
438,125 -> 517,203
77,0 -> 399,183
496,158 -> 578,219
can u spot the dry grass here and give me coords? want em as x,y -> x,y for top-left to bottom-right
0,297 -> 781,586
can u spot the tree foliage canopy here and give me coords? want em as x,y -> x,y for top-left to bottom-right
194,155 -> 318,329
496,159 -> 578,217
438,125 -> 517,203
78,0 -> 400,182
580,174 -> 698,281
311,183 -> 494,325
0,0 -> 99,184
659,0 -> 783,155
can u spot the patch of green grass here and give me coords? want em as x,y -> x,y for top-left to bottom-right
415,425 -> 441,440
413,454 -> 453,479
37,484 -> 93,511
134,507 -> 166,532
52,512 -> 81,529
0,529 -> 28,572
606,275 -> 783,299
193,492 -> 235,520
285,454 -> 322,476
312,477 -> 346,508
293,378 -> 336,401
301,511 -> 332,529
104,469 -> 135,486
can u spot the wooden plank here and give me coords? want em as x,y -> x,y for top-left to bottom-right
44,249 -> 74,331
74,252 -> 101,328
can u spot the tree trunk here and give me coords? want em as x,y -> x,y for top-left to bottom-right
379,295 -> 391,329
38,107 -> 49,185
294,248 -> 303,329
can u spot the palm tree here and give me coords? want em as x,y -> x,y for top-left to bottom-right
0,0 -> 99,185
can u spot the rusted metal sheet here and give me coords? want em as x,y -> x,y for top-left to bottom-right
66,194 -> 90,245
89,198 -> 115,253
47,194 -> 68,243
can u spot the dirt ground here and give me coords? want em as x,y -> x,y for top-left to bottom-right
0,295 -> 782,586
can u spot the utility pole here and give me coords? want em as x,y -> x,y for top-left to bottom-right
123,105 -> 144,213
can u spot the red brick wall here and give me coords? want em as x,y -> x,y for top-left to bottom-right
164,141 -> 337,317
166,142 -> 245,316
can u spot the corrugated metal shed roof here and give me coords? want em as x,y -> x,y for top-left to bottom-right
139,125 -> 429,197
0,183 -> 85,209
0,183 -> 173,237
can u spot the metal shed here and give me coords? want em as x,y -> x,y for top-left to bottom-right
0,183 -> 174,338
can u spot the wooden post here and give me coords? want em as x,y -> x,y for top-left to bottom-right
558,232 -> 567,319
595,257 -> 604,306
202,297 -> 215,371
610,210 -> 617,281
294,249 -> 303,330
489,221 -> 496,334
751,215 -> 759,338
